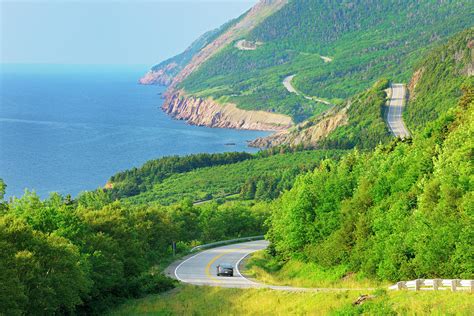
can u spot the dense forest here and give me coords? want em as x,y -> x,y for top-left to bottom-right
119,150 -> 344,205
107,152 -> 254,199
179,0 -> 473,121
0,185 -> 269,314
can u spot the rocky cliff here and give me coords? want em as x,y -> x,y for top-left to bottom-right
139,62 -> 178,85
249,106 -> 349,148
163,90 -> 292,131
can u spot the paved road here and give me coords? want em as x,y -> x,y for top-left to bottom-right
170,240 -> 370,292
172,240 -> 268,288
387,84 -> 411,138
283,75 -> 298,94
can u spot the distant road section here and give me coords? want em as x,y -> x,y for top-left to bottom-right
387,84 -> 411,138
283,75 -> 332,105
283,75 -> 298,93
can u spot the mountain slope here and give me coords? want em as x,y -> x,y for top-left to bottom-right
171,0 -> 473,125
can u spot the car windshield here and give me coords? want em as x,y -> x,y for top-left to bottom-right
220,263 -> 233,269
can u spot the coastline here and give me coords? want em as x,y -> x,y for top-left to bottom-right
162,90 -> 293,132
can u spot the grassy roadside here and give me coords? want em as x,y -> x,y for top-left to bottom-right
242,251 -> 388,289
109,250 -> 473,315
109,284 -> 473,315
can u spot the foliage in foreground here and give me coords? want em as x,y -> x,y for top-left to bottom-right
0,189 -> 268,315
0,147 -> 342,314
109,284 -> 474,316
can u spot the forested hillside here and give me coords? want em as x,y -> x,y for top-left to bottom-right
406,29 -> 474,131
178,0 -> 473,121
265,32 -> 473,282
0,149 -> 344,314
107,152 -> 253,199
250,78 -> 392,150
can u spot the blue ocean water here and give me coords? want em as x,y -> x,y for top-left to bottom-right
0,65 -> 269,198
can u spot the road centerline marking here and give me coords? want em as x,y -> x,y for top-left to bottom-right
205,249 -> 241,282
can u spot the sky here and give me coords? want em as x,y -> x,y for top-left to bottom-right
0,0 -> 257,65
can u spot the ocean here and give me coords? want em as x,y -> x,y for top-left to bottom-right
0,65 -> 269,198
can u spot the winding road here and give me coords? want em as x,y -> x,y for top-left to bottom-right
167,240 -> 370,292
387,84 -> 411,138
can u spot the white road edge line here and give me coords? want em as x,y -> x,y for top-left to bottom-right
235,248 -> 264,286
387,85 -> 395,135
174,250 -> 208,282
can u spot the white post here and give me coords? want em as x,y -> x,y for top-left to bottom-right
397,281 -> 406,290
433,279 -> 441,291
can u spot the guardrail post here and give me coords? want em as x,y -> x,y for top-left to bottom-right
451,279 -> 460,292
433,279 -> 441,291
415,279 -> 423,291
396,281 -> 406,290
470,280 -> 474,294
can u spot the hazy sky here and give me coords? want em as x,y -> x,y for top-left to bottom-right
0,0 -> 257,65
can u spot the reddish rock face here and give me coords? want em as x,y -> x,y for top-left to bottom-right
162,90 -> 293,132
249,106 -> 349,149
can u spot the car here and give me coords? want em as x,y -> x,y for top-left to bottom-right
216,263 -> 234,277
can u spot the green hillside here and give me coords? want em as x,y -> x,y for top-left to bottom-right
405,28 -> 474,131
123,150 -> 344,205
318,79 -> 392,150
179,0 -> 473,122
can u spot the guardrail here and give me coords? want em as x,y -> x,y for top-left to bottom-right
389,279 -> 473,292
190,235 -> 265,252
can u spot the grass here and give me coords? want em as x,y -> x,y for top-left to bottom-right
109,251 -> 473,315
243,251 -> 387,289
109,284 -> 473,315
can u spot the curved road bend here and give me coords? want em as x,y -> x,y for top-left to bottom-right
387,84 -> 411,138
169,240 -> 370,292
283,75 -> 332,106
172,240 -> 268,288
